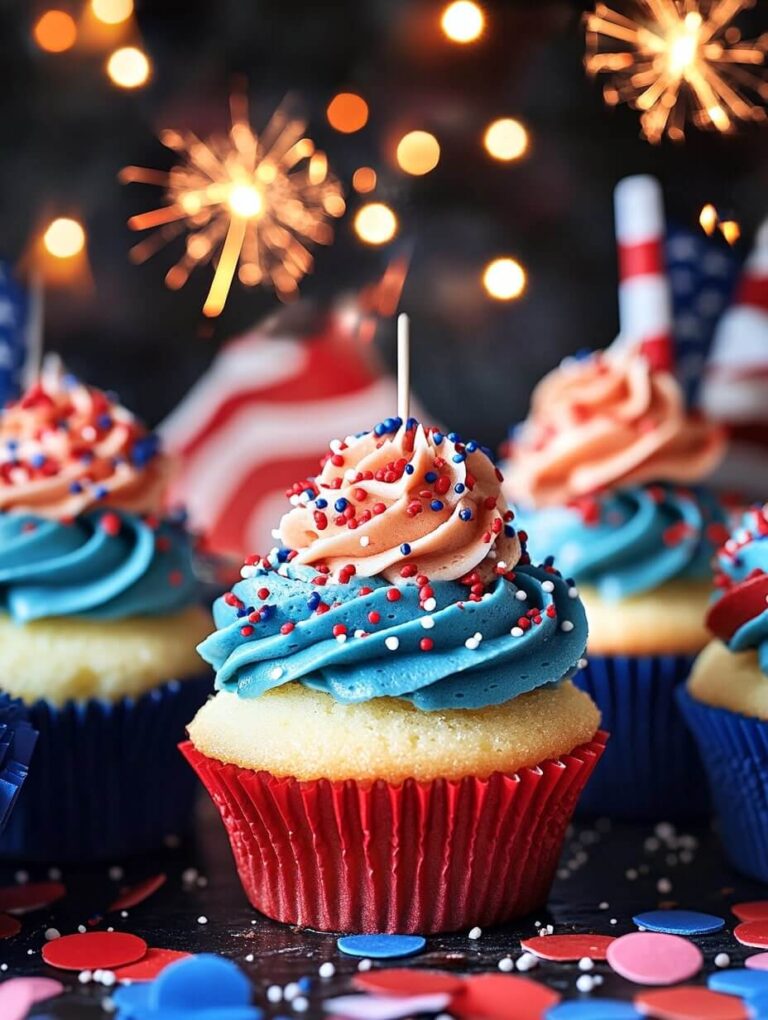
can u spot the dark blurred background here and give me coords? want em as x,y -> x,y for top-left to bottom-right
2,0 -> 766,447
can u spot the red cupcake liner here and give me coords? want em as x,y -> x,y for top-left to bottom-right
180,730 -> 607,934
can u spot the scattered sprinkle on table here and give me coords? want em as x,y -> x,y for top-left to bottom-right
606,932 -> 703,985
42,930 -> 147,971
336,935 -> 426,960
633,986 -> 749,1020
520,933 -> 615,961
632,909 -> 725,936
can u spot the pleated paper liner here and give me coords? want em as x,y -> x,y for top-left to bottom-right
0,694 -> 37,835
678,687 -> 768,883
181,731 -> 607,935
0,674 -> 211,863
574,654 -> 708,821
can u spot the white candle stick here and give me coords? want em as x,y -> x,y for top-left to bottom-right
397,312 -> 410,423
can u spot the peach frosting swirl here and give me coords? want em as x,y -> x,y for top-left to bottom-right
505,350 -> 726,507
0,365 -> 170,520
279,422 -> 521,582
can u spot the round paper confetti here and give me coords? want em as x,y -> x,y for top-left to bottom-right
0,882 -> 66,915
607,932 -> 703,986
452,973 -> 560,1020
520,933 -> 615,962
113,948 -> 192,982
337,935 -> 427,960
42,930 -> 147,971
0,976 -> 64,1020
109,874 -> 166,913
746,954 -> 768,971
732,902 -> 768,923
633,987 -> 749,1020
322,992 -> 451,1019
708,968 -> 768,997
546,1002 -> 642,1019
353,969 -> 465,996
0,914 -> 22,939
734,921 -> 768,948
633,910 -> 725,936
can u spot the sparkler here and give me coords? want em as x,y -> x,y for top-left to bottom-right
120,93 -> 346,316
585,0 -> 768,143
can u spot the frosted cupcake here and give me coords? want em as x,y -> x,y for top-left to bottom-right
679,504 -> 768,880
0,367 -> 212,861
183,418 -> 605,934
504,347 -> 727,820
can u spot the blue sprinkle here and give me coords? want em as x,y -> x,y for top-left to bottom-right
504,525 -> 516,537
69,482 -> 83,494
276,548 -> 292,563
93,485 -> 108,500
404,464 -> 415,475
430,500 -> 444,512
236,608 -> 248,618
30,453 -> 46,468
424,471 -> 438,483
432,431 -> 443,445
454,483 -> 465,494
544,555 -> 556,566
400,543 -> 411,555
545,1002 -> 642,1019
459,509 -> 472,522
131,434 -> 160,468
334,498 -> 348,512
297,977 -> 311,993
5,440 -> 18,450
452,453 -> 466,464
447,432 -> 460,442
97,414 -> 112,429
406,417 -> 418,430
633,909 -> 725,936
307,592 -> 321,611
260,604 -> 275,620
373,422 -> 387,437
336,934 -> 426,960
79,451 -> 94,464
708,968 -> 768,998
314,498 -> 328,509
303,488 -> 315,500
466,440 -> 478,452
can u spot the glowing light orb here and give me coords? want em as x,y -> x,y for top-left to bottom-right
327,93 -> 369,133
396,131 -> 441,176
33,10 -> 77,53
484,118 -> 529,161
43,218 -> 86,259
441,1 -> 485,43
483,257 -> 526,300
107,46 -> 151,89
91,0 -> 134,24
354,203 -> 398,245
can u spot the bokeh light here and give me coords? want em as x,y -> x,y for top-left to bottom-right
33,10 -> 77,53
396,131 -> 440,176
354,203 -> 398,245
91,0 -> 134,24
227,184 -> 264,219
484,118 -> 529,161
483,257 -> 526,300
440,1 -> 484,44
43,218 -> 86,259
699,203 -> 718,235
106,46 -> 151,88
720,220 -> 740,245
352,167 -> 377,194
326,93 -> 369,133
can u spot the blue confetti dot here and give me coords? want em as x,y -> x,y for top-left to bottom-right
546,1002 -> 642,1019
336,934 -> 426,960
633,909 -> 725,936
708,968 -> 768,998
276,548 -> 292,563
459,509 -> 472,521
93,485 -> 108,500
430,500 -> 444,512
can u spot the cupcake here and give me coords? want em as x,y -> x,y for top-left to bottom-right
679,504 -> 768,881
504,347 -> 727,820
0,366 -> 212,861
183,418 -> 605,935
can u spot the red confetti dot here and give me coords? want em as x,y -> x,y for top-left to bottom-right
112,948 -> 192,982
353,969 -> 464,997
452,974 -> 560,1020
42,931 -> 148,971
420,638 -> 434,651
0,914 -> 21,939
109,875 -> 166,913
633,986 -> 749,1019
386,589 -> 401,602
100,513 -> 121,536
732,901 -> 768,922
735,920 -> 768,947
519,933 -> 615,962
0,882 -> 65,915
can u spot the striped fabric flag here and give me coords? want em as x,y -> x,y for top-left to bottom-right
161,308 -> 425,560
0,263 -> 34,406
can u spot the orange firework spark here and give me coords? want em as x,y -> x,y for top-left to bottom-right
585,0 -> 768,143
120,93 -> 346,316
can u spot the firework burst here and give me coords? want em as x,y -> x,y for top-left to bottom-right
120,93 -> 346,316
585,0 -> 768,143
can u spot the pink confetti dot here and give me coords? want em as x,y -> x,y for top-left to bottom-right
607,932 -> 702,986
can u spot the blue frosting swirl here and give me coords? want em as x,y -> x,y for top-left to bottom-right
512,485 -> 726,601
198,554 -> 588,711
0,509 -> 198,621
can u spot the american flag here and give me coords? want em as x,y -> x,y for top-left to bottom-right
0,263 -> 36,406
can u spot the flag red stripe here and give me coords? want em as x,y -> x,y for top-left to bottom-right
736,275 -> 768,312
618,239 -> 665,280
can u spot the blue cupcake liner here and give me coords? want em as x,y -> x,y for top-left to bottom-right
573,653 -> 708,820
677,687 -> 768,882
0,674 -> 211,862
0,694 -> 36,835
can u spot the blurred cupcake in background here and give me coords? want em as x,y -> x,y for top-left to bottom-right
183,418 -> 605,934
503,344 -> 727,820
679,504 -> 768,881
0,364 -> 212,861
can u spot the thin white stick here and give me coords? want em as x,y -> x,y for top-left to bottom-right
397,312 -> 410,423
23,270 -> 45,388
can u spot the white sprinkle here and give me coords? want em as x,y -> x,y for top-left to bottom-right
101,971 -> 116,987
357,958 -> 373,971
335,634 -> 347,644
107,927 -> 114,932
270,667 -> 284,680
516,952 -> 538,972
0,964 -> 6,971
578,958 -> 594,971
515,590 -> 528,601
578,658 -> 588,670
44,928 -> 60,941
561,621 -> 574,632
359,536 -> 370,547
576,975 -> 595,993
657,878 -> 672,894
271,529 -> 282,539
197,915 -> 208,925
182,868 -> 199,885
293,996 -> 309,1012
655,822 -> 676,841
625,869 -> 638,881
385,636 -> 400,651
267,985 -> 283,1003
26,949 -> 35,956
542,580 -> 555,593
14,870 -> 29,884
354,629 -> 366,639
120,911 -> 129,919
289,495 -> 301,506
423,597 -> 437,612
245,953 -> 254,963
599,901 -> 609,910
568,587 -> 579,599
319,962 -> 336,978
498,957 -> 514,972
715,952 -> 730,968
420,616 -> 435,630
78,925 -> 87,934
609,918 -> 618,926
78,971 -> 93,984
497,561 -> 507,571
511,627 -> 524,638
468,926 -> 482,940
465,636 -> 480,650
593,975 -> 604,987
48,868 -> 62,881
284,982 -> 301,1001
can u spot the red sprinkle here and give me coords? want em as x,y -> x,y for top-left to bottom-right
100,512 -> 121,537
368,611 -> 381,624
386,588 -> 402,602
420,638 -> 434,651
240,626 -> 254,637
257,588 -> 270,600
280,622 -> 295,634
332,624 -> 347,637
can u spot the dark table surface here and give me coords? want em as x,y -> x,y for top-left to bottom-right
4,800 -> 766,1018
